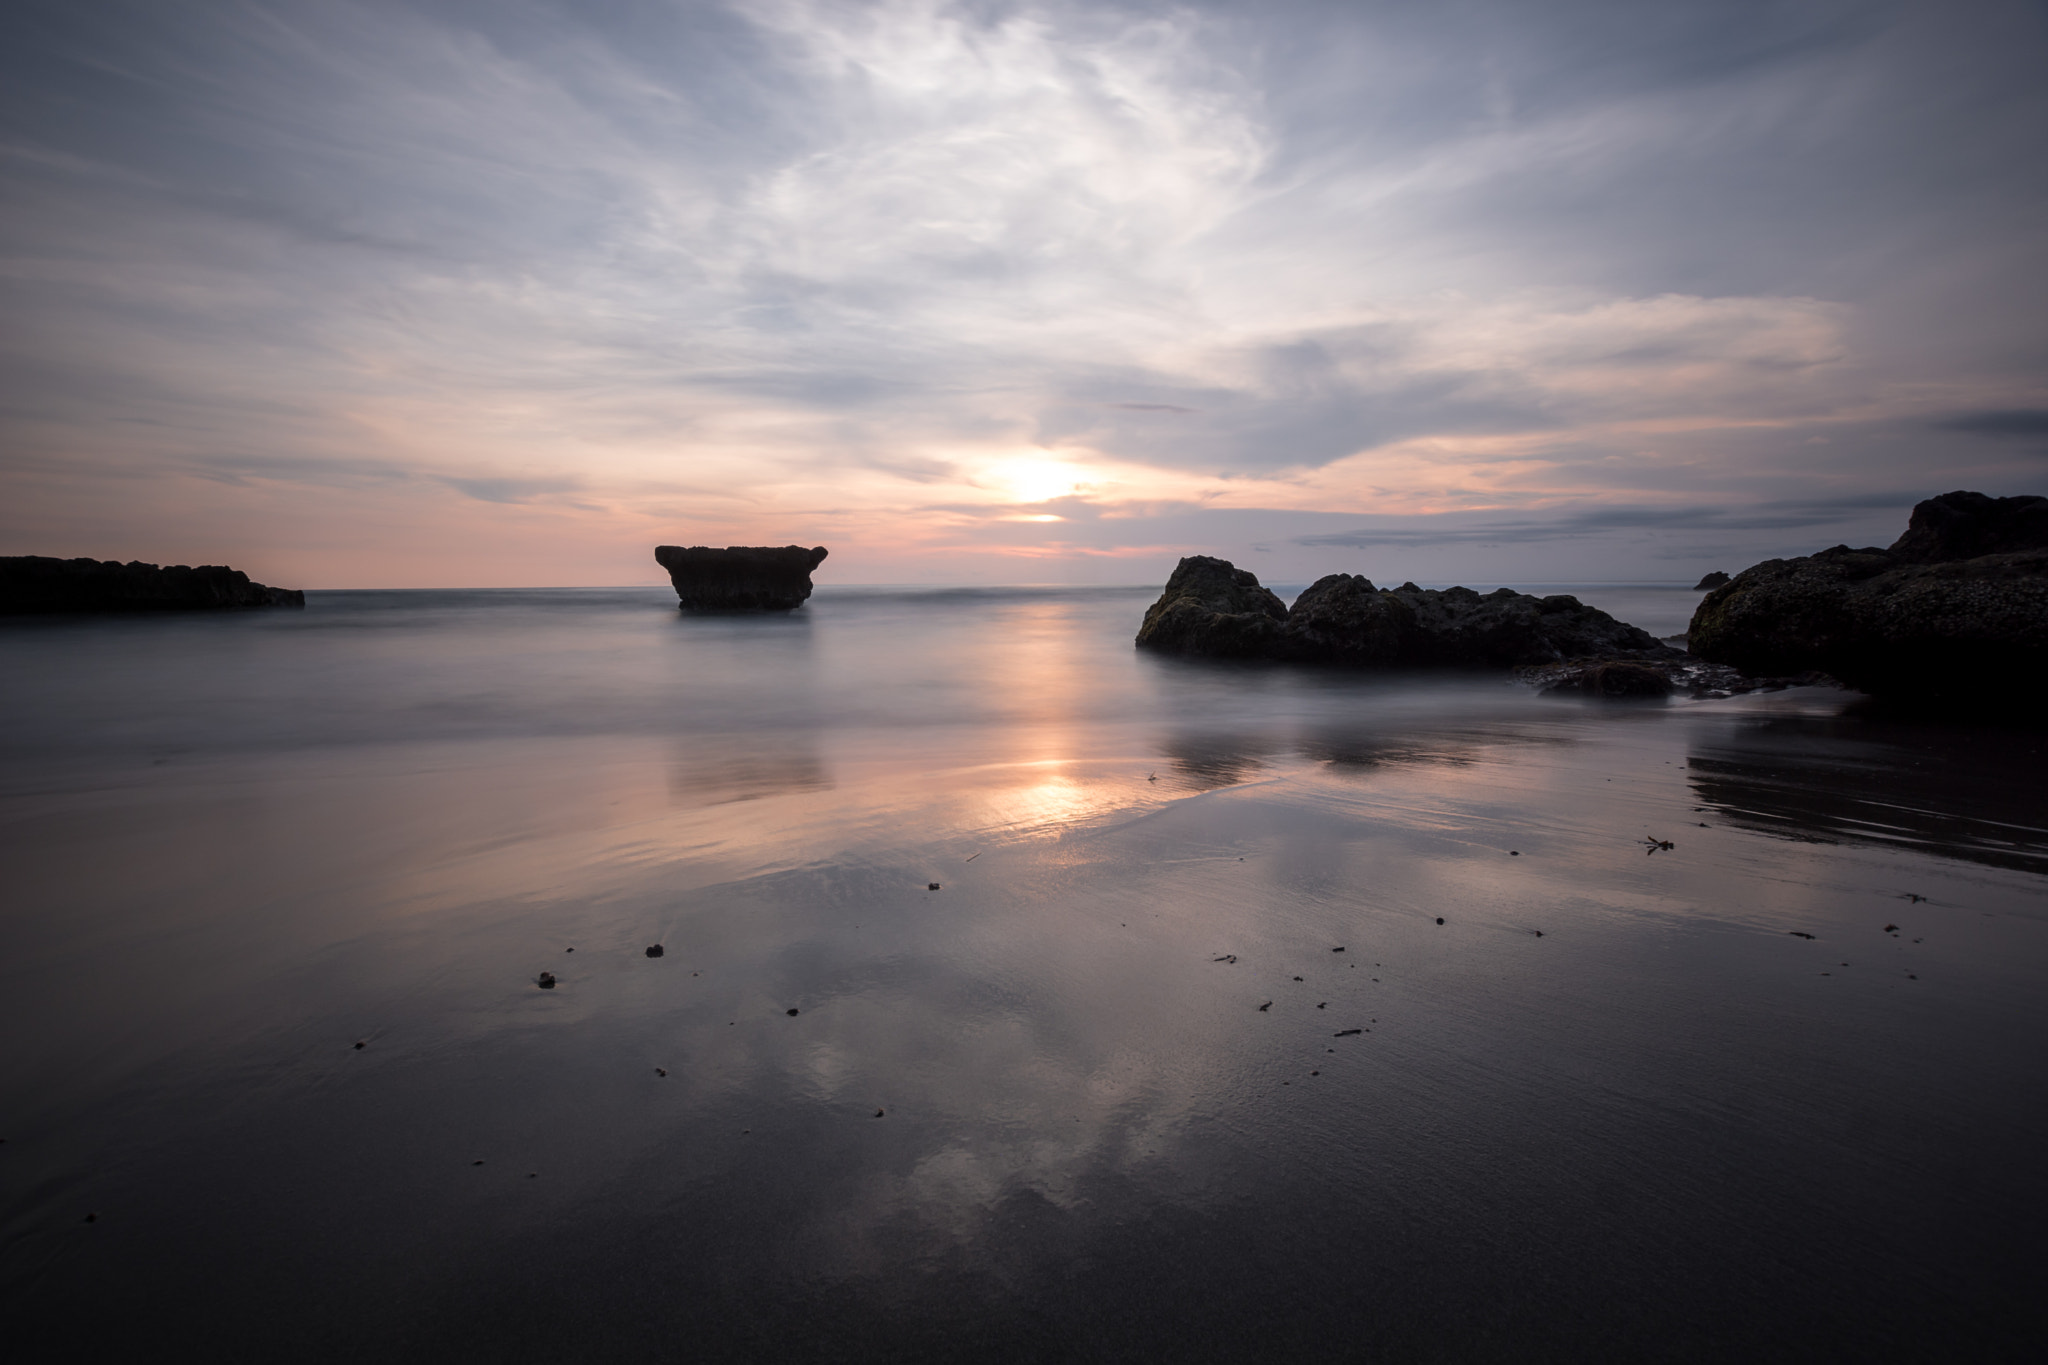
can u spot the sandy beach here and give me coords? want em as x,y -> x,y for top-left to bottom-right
2,585 -> 2043,1358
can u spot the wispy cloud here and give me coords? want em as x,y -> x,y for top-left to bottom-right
1,0 -> 2043,584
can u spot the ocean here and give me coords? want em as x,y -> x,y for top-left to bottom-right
3,583 -> 2044,1361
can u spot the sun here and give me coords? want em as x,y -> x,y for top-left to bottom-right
987,457 -> 1082,505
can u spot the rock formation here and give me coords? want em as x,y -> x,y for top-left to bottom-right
654,544 -> 828,611
1687,490 -> 2048,704
1135,556 -> 1674,668
0,556 -> 303,613
1133,556 -> 1288,657
1693,571 -> 1731,590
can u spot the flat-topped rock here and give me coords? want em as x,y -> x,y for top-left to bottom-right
1135,557 -> 1673,668
654,544 -> 828,611
0,556 -> 303,613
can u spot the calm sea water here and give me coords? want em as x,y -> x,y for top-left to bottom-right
3,584 -> 2045,1361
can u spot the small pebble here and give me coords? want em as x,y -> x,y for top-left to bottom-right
786,1008 -> 800,1016
353,1041 -> 366,1050
537,972 -> 556,989
565,947 -> 574,953
874,1109 -> 885,1118
473,1160 -> 485,1166
1331,946 -> 1346,953
528,1173 -> 538,1179
1310,1070 -> 1319,1076
1509,851 -> 1519,856
1435,918 -> 1444,925
655,1067 -> 667,1077
645,944 -> 664,958
1258,1001 -> 1272,1012
1293,976 -> 1303,982
927,883 -> 941,891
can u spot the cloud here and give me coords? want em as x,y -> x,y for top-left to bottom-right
1935,410 -> 2048,437
1,0 -> 2044,583
1289,493 -> 1920,549
439,475 -> 583,505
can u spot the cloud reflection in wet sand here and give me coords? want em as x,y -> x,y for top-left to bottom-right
4,591 -> 2046,1357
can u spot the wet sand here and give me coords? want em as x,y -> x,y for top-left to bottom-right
2,587 -> 2044,1360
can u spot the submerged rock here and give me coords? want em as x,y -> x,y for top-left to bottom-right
0,556 -> 303,613
653,545 -> 828,612
1135,557 -> 1673,668
1688,490 -> 2048,704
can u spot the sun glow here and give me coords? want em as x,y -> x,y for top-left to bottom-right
987,457 -> 1083,505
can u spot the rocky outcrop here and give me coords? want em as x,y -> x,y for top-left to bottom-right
0,556 -> 303,613
654,544 -> 828,611
1135,557 -> 1674,668
1687,491 -> 2048,703
1693,571 -> 1731,590
1134,556 -> 1289,656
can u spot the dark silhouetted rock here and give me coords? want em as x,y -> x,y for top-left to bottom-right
1135,557 -> 1673,667
1688,491 -> 2047,704
1888,490 -> 2048,563
654,544 -> 827,611
537,972 -> 556,989
1694,571 -> 1731,590
1134,555 -> 1288,656
1,556 -> 303,613
645,944 -> 664,958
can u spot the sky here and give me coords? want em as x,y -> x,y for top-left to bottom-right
2,0 -> 2045,589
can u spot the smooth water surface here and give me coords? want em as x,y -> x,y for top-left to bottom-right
3,585 -> 2045,1361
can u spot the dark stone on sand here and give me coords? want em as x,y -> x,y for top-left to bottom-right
1687,491 -> 2048,704
1334,1028 -> 1362,1037
653,544 -> 827,611
1545,660 -> 1674,698
1,556 -> 303,614
353,1041 -> 366,1050
786,1008 -> 800,1016
1258,1001 -> 1272,1011
927,883 -> 941,890
1436,917 -> 1445,925
537,972 -> 556,988
1135,556 -> 1673,667
1789,932 -> 1815,940
875,1109 -> 885,1118
645,944 -> 664,958
1694,571 -> 1731,590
